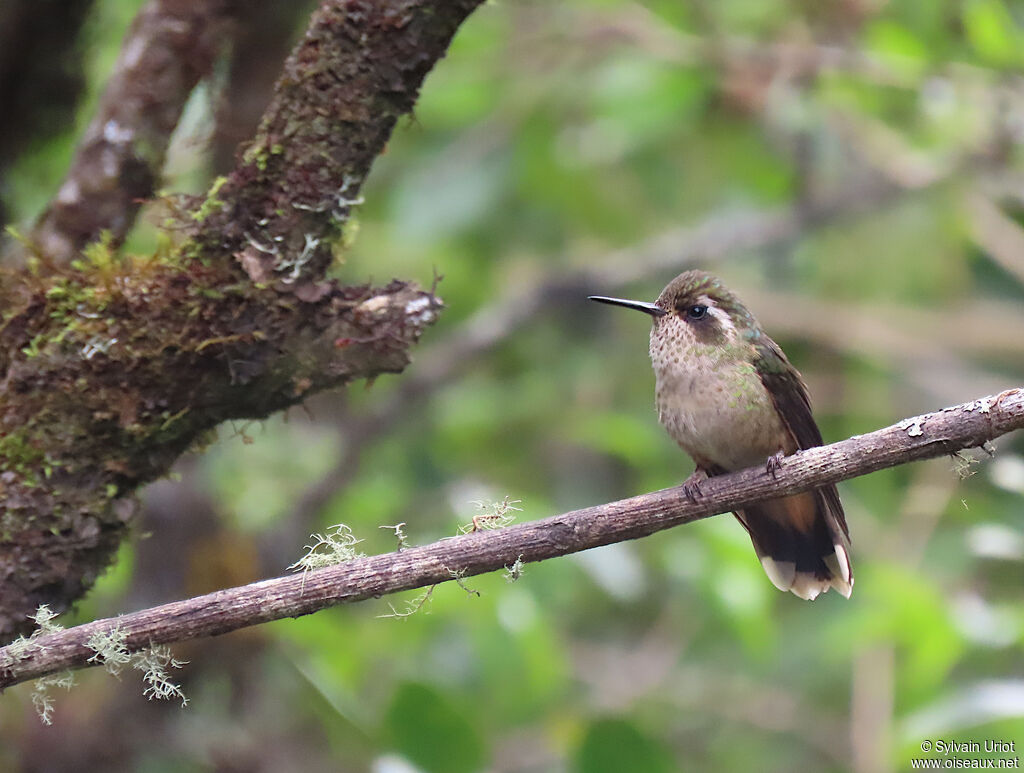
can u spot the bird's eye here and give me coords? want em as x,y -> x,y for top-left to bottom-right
685,304 -> 708,320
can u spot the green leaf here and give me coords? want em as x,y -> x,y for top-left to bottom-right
205,415 -> 339,531
865,20 -> 929,77
570,412 -> 668,466
962,0 -> 1021,67
575,718 -> 676,773
384,682 -> 486,773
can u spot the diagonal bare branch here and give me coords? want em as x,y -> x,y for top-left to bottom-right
3,388 -> 1021,690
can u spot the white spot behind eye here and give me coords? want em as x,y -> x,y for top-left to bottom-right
701,296 -> 736,337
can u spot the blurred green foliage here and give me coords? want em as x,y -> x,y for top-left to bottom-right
2,0 -> 1024,771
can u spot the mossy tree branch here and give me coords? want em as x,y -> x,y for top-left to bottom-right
188,0 -> 486,282
0,0 -> 485,641
2,389 -> 1021,690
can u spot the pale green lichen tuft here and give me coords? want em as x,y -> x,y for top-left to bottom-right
503,555 -> 525,583
952,450 -> 980,480
379,522 -> 410,551
84,625 -> 189,707
8,606 -> 76,725
32,671 -> 75,725
289,523 -> 365,572
86,625 -> 132,676
377,586 -> 436,620
447,567 -> 480,597
10,604 -> 64,656
134,645 -> 189,705
458,496 -> 522,534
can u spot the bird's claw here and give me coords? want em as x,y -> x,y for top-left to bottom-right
682,468 -> 709,503
766,450 -> 785,479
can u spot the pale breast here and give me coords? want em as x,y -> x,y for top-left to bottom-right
653,352 -> 790,472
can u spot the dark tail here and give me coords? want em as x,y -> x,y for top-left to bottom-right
734,485 -> 853,600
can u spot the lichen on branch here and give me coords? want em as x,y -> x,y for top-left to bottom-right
0,248 -> 441,640
1,389 -> 1021,691
190,0 -> 486,283
0,0 -> 485,641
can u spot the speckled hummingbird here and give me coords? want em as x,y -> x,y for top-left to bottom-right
589,270 -> 852,600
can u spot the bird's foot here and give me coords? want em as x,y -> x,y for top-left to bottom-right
682,468 -> 710,503
765,450 -> 785,479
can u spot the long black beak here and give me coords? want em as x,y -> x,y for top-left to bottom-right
587,296 -> 666,317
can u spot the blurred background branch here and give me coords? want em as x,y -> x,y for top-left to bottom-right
0,0 -> 95,229
9,0 -> 239,266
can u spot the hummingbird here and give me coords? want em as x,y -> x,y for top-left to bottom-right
589,270 -> 852,600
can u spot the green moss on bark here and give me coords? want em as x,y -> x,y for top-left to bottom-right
0,0 -> 480,642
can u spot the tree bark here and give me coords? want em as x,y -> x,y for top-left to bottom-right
0,0 -> 485,642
